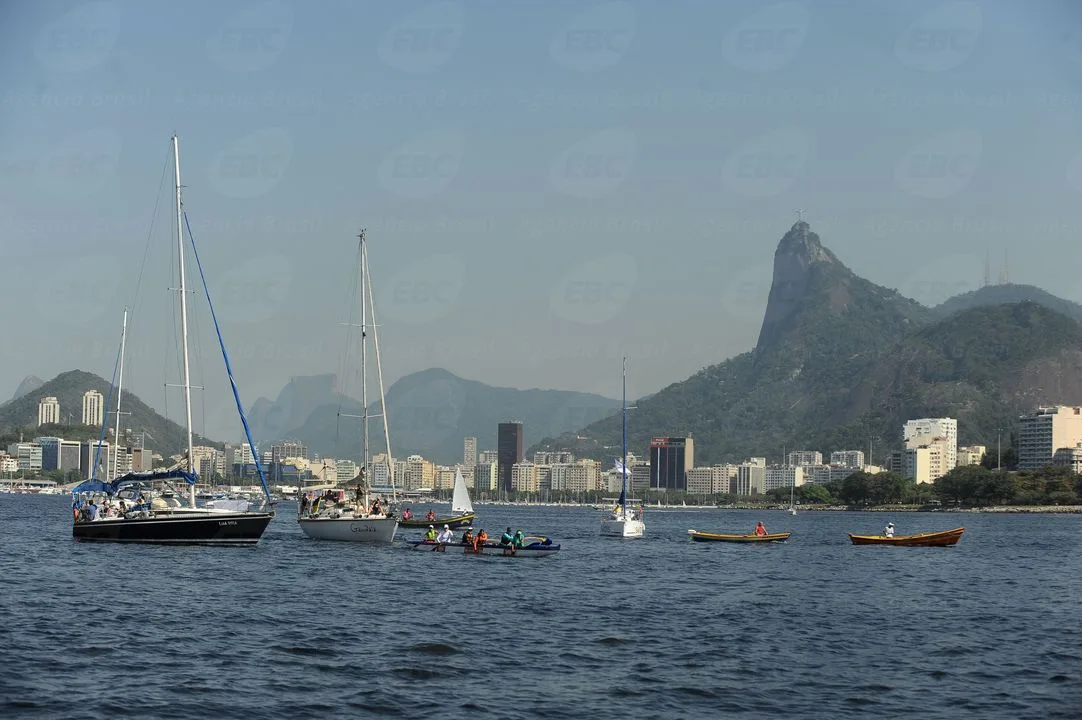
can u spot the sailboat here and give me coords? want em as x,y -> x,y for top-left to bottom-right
600,356 -> 645,538
788,478 -> 798,515
398,468 -> 476,529
297,230 -> 398,544
71,135 -> 275,544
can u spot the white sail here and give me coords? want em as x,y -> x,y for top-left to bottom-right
451,468 -> 473,514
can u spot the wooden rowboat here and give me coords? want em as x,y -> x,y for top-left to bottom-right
848,527 -> 964,547
398,512 -> 476,529
687,529 -> 791,543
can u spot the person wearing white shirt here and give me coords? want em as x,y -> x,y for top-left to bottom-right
883,522 -> 895,538
436,524 -> 454,544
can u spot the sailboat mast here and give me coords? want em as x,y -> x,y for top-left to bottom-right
358,229 -> 370,506
173,135 -> 196,509
621,355 -> 627,515
111,307 -> 128,479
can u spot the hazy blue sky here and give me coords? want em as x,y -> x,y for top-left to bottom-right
2,0 -> 1081,440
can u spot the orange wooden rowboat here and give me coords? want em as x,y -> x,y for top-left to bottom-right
848,527 -> 964,547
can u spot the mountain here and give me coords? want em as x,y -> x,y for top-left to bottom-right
247,374 -> 342,444
0,370 -> 223,455
258,368 -> 622,464
7,375 -> 44,404
530,222 -> 1082,464
933,283 -> 1082,324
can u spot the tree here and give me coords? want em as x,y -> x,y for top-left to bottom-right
838,472 -> 873,506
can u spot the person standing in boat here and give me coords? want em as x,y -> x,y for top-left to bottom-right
437,524 -> 454,544
883,522 -> 895,538
754,521 -> 767,536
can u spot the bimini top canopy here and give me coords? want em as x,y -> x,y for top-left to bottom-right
71,468 -> 198,495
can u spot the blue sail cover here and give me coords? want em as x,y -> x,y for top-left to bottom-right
71,468 -> 198,496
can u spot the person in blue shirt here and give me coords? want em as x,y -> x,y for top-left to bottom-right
87,500 -> 99,521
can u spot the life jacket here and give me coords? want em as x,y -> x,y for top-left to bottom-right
462,531 -> 473,545
501,532 -> 513,545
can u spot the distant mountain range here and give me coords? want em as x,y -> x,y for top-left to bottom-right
248,368 -> 622,464
11,235 -> 1082,468
529,221 -> 1082,463
0,369 -> 222,454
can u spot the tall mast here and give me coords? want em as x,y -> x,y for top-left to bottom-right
621,356 -> 627,515
358,229 -> 369,506
111,307 -> 128,479
173,135 -> 196,509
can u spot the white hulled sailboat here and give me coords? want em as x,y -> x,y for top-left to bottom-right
600,357 -> 645,538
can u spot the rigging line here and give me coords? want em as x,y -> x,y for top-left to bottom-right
91,328 -> 124,480
128,150 -> 171,324
182,211 -> 272,503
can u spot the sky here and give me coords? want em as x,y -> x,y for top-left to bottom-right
1,0 -> 1081,441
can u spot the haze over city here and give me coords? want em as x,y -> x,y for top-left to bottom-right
2,0 -> 1081,440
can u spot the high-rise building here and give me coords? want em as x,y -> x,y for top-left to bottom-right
1017,405 -> 1082,470
271,441 -> 308,462
478,449 -> 498,464
463,437 -> 477,466
649,437 -> 694,492
81,391 -> 104,426
38,397 -> 60,426
787,450 -> 822,467
7,442 -> 43,473
497,422 -> 524,492
829,450 -> 865,469
903,418 -> 957,473
80,440 -> 110,479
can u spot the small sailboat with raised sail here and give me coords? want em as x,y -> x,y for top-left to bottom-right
71,135 -> 275,544
297,229 -> 397,544
600,357 -> 645,538
398,468 -> 476,529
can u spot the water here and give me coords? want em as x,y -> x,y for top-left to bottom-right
3,496 -> 1081,719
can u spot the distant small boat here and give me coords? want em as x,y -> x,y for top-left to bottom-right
848,527 -> 964,547
398,469 -> 476,529
408,537 -> 560,558
687,529 -> 791,543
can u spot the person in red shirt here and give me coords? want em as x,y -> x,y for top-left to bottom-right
754,521 -> 767,536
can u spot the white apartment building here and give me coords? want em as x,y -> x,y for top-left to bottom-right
550,460 -> 600,492
731,460 -> 766,495
1017,405 -> 1082,470
435,466 -> 456,490
1052,443 -> 1082,473
336,459 -> 359,482
82,390 -> 104,426
478,450 -> 498,464
6,442 -> 43,473
957,445 -> 986,467
406,455 -> 435,490
463,437 -> 477,466
38,397 -> 60,426
787,450 -> 822,466
630,462 -> 651,493
829,450 -> 865,469
903,418 -> 957,472
686,464 -> 738,494
0,455 -> 18,474
534,451 -> 574,465
511,461 -> 539,492
474,461 -> 497,491
902,436 -> 951,483
765,465 -> 804,491
801,464 -> 833,484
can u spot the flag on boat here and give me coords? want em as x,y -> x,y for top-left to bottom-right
612,459 -> 631,477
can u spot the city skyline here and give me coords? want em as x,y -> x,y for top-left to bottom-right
3,1 -> 1082,442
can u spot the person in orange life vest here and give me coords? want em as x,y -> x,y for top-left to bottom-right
474,528 -> 488,551
426,509 -> 436,521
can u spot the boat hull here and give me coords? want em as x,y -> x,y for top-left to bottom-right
688,529 -> 791,543
408,540 -> 560,558
600,517 -> 645,538
297,516 -> 397,543
848,528 -> 964,546
398,513 -> 476,529
72,511 -> 273,545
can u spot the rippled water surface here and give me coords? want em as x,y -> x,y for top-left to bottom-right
3,496 -> 1081,719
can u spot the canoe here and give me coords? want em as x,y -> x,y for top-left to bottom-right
398,513 -> 476,529
687,529 -> 791,543
848,527 -> 964,547
408,538 -> 560,558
